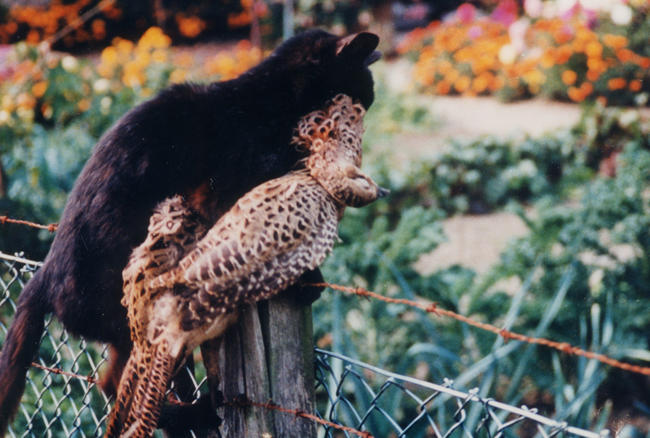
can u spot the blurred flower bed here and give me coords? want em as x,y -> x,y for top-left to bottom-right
0,26 -> 261,135
0,27 -> 261,257
0,0 -> 266,49
399,0 -> 650,106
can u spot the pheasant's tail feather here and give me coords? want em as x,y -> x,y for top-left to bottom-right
105,352 -> 141,438
121,341 -> 176,438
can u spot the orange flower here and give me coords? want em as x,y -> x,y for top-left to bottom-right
602,34 -> 628,50
541,50 -> 555,68
26,29 -> 40,43
617,49 -> 635,63
561,70 -> 577,86
585,41 -> 602,59
176,14 -> 206,38
586,70 -> 600,82
471,75 -> 489,94
435,80 -> 451,94
91,18 -> 106,40
629,79 -> 642,92
567,86 -> 584,102
596,96 -> 607,106
579,81 -> 593,96
454,75 -> 471,93
31,81 -> 48,98
637,57 -> 650,69
77,99 -> 91,112
555,45 -> 572,64
607,78 -> 626,90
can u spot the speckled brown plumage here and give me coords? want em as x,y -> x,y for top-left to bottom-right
105,94 -> 386,437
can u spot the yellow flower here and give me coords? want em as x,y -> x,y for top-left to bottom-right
170,69 -> 187,83
523,69 -> 545,88
101,46 -> 118,66
138,27 -> 171,50
122,61 -> 145,87
152,49 -> 167,63
114,37 -> 134,55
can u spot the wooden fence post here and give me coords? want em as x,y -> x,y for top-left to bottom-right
204,290 -> 316,437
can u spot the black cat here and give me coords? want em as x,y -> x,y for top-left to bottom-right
0,29 -> 380,434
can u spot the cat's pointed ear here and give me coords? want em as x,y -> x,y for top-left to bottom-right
336,32 -> 381,65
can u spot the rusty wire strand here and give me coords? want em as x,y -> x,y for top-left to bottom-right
30,362 -> 98,384
25,361 -> 372,437
227,396 -> 374,438
311,282 -> 650,377
0,216 -> 58,232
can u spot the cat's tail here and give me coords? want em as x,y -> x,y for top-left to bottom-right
107,341 -> 176,438
0,269 -> 48,435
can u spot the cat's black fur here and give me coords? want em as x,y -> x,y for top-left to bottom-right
0,29 -> 380,434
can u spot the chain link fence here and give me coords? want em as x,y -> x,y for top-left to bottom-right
1,254 -> 609,437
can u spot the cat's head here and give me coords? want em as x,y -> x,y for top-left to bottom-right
259,30 -> 380,111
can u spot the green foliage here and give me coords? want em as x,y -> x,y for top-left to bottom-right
314,105 -> 650,434
0,43 -> 170,257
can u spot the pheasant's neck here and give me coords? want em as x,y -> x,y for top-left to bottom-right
306,153 -> 346,206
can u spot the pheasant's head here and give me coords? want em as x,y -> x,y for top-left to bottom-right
293,94 -> 389,207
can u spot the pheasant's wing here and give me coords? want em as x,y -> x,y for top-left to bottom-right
122,196 -> 207,340
172,174 -> 339,332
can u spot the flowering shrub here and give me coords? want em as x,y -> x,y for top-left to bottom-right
0,0 -> 122,47
0,27 -> 263,134
0,27 -> 263,255
400,1 -> 650,105
0,0 -> 266,48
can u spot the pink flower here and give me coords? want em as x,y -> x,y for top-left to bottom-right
456,3 -> 476,24
468,25 -> 483,39
491,0 -> 518,26
560,2 -> 581,20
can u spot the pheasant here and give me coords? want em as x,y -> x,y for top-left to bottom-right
105,94 -> 387,437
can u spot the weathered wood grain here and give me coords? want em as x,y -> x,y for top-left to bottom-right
203,293 -> 315,437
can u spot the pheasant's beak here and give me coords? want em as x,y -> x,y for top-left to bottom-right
377,187 -> 390,198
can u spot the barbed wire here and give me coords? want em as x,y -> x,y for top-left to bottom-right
0,254 -> 613,436
227,396 -> 373,438
311,282 -> 650,378
23,362 -> 374,438
0,216 -> 58,232
0,233 -> 646,378
30,362 -> 98,385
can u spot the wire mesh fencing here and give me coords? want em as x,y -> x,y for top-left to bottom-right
1,253 -> 610,437
0,253 -> 110,437
314,349 -> 608,438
